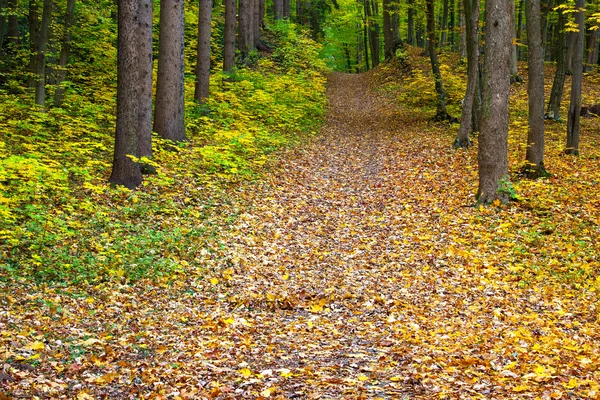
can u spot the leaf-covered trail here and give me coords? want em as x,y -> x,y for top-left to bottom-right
3,71 -> 600,399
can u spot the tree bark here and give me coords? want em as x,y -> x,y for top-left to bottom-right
454,0 -> 479,148
440,0 -> 449,48
274,0 -> 283,19
253,0 -> 260,46
407,0 -> 415,45
29,0 -> 52,107
53,0 -> 76,107
282,0 -> 290,18
546,9 -> 568,120
566,0 -> 584,155
109,0 -> 144,189
154,0 -> 186,142
585,24 -> 599,71
136,0 -> 153,171
459,0 -> 467,58
0,0 -> 7,54
195,0 -> 211,103
238,0 -> 252,57
426,0 -> 450,120
365,0 -> 379,68
477,0 -> 512,204
7,0 -> 18,44
510,0 -> 523,83
516,0 -> 524,60
449,0 -> 456,50
383,0 -> 393,60
524,0 -> 547,178
223,0 -> 235,71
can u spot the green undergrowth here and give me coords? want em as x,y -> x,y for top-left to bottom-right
0,21 -> 327,285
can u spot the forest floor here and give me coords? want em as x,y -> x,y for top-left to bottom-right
3,66 -> 600,399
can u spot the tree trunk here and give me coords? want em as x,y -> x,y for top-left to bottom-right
546,8 -> 567,120
7,0 -> 18,44
283,0 -> 290,18
195,0 -> 211,103
0,0 -> 7,54
541,0 -> 553,55
53,0 -> 76,107
274,0 -> 283,19
136,0 -> 153,171
391,0 -> 400,49
344,43 -> 352,72
585,25 -> 598,71
154,0 -> 186,142
28,0 -> 40,87
440,0 -> 449,48
449,0 -> 456,50
459,0 -> 467,58
407,0 -> 415,45
363,17 -> 370,70
383,0 -> 393,60
477,0 -> 512,204
426,0 -> 449,120
516,0 -> 523,60
454,0 -> 479,148
510,0 -> 522,83
365,0 -> 379,68
223,0 -> 235,71
109,0 -> 145,189
30,0 -> 52,107
566,0 -> 584,155
524,0 -> 547,178
566,30 -> 575,73
238,0 -> 252,57
253,0 -> 260,46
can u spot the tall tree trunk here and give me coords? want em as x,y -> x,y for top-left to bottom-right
477,0 -> 512,204
0,0 -> 7,54
459,0 -> 467,58
365,0 -> 379,68
391,0 -> 400,49
136,0 -> 153,171
449,0 -> 456,50
541,0 -> 553,57
516,0 -> 523,60
566,0 -> 584,155
525,0 -> 547,178
363,16 -> 370,70
253,0 -> 260,46
195,0 -> 211,103
585,25 -> 598,71
426,0 -> 449,119
53,0 -> 76,107
109,0 -> 146,189
566,30 -> 575,73
454,0 -> 479,148
274,0 -> 283,19
356,26 -> 363,72
28,0 -> 40,87
383,0 -> 393,60
510,0 -> 522,83
238,0 -> 251,57
546,8 -> 567,120
29,0 -> 52,107
7,0 -> 18,44
440,0 -> 449,48
343,43 -> 352,72
407,0 -> 415,45
154,0 -> 186,142
223,0 -> 235,71
282,0 -> 290,18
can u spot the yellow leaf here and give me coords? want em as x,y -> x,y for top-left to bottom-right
81,338 -> 102,346
26,341 -> 45,351
86,297 -> 95,304
210,278 -> 219,285
282,274 -> 289,280
310,304 -> 323,313
279,368 -> 293,378
389,376 -> 401,382
222,317 -> 235,325
513,385 -> 530,392
566,378 -> 579,389
26,353 -> 40,361
260,388 -> 272,397
238,368 -> 253,378
77,391 -> 95,400
358,374 -> 368,381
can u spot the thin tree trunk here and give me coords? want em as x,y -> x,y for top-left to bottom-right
253,0 -> 260,46
109,0 -> 144,189
407,0 -> 415,45
283,0 -> 290,18
31,0 -> 52,107
28,0 -> 40,88
459,0 -> 467,58
426,0 -> 449,120
585,25 -> 598,71
516,0 -> 523,60
524,0 -> 547,178
383,0 -> 393,60
223,0 -> 235,71
357,27 -> 363,72
477,0 -> 512,204
154,0 -> 186,142
546,8 -> 567,120
7,0 -> 18,44
440,0 -> 449,48
53,0 -> 76,107
195,0 -> 211,103
0,0 -> 7,54
510,0 -> 523,83
454,0 -> 479,148
391,0 -> 400,49
449,0 -> 456,50
541,0 -> 553,57
566,0 -> 584,155
136,0 -> 153,171
365,0 -> 379,68
363,16 -> 370,70
274,0 -> 283,19
238,0 -> 251,57
566,30 -> 575,73
344,43 -> 352,72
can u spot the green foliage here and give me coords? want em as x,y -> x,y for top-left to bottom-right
0,14 -> 326,284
